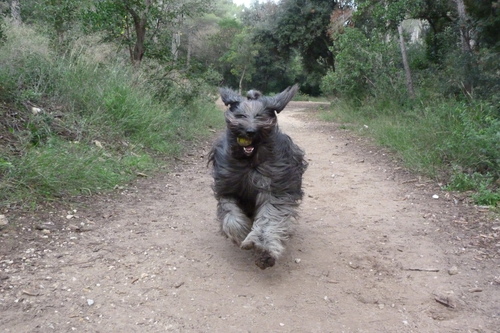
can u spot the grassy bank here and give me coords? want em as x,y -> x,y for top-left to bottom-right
321,98 -> 500,206
0,24 -> 223,209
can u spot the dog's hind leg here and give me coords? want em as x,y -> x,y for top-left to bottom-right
217,197 -> 252,246
240,194 -> 297,269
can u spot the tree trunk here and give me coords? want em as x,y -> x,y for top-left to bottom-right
11,0 -> 21,26
397,24 -> 415,99
171,31 -> 181,63
186,32 -> 191,69
125,1 -> 150,66
238,65 -> 247,95
454,0 -> 474,96
455,0 -> 472,53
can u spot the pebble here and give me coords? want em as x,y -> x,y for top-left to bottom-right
0,215 -> 9,229
87,299 -> 94,306
448,266 -> 459,275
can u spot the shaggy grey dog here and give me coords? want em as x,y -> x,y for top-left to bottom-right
209,85 -> 307,269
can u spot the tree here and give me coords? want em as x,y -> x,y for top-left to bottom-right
464,0 -> 500,50
222,28 -> 258,93
397,23 -> 415,98
83,0 -> 212,65
273,0 -> 337,86
19,0 -> 86,44
242,0 -> 337,94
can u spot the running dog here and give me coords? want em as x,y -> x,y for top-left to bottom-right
209,85 -> 307,269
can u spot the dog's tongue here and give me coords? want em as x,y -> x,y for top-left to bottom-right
243,146 -> 254,155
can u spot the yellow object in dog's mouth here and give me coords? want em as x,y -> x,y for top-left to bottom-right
237,137 -> 252,147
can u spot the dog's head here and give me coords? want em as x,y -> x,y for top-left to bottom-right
220,85 -> 299,157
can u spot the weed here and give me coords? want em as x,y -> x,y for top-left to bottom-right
0,23 -> 223,209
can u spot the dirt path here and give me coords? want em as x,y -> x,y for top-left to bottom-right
1,102 -> 499,332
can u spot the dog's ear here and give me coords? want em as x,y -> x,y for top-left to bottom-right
220,88 -> 243,110
266,84 -> 299,113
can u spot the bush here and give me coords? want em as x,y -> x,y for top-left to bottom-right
321,27 -> 405,104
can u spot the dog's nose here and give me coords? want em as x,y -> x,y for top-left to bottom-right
246,128 -> 256,137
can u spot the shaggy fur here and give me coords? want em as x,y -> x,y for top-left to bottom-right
209,85 -> 307,269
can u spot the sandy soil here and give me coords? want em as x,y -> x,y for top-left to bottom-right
1,101 -> 499,333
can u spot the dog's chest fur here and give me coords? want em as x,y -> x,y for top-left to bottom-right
211,129 -> 305,215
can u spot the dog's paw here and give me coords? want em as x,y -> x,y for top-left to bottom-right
240,240 -> 255,250
255,251 -> 276,269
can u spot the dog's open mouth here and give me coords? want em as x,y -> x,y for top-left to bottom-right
237,137 -> 255,156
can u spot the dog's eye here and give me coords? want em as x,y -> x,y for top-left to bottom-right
235,114 -> 247,119
255,114 -> 267,120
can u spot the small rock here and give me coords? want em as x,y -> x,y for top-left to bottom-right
432,194 -> 439,199
448,266 -> 459,275
87,299 -> 94,306
348,261 -> 359,269
468,287 -> 483,293
294,258 -> 301,264
0,215 -> 9,229
434,291 -> 457,308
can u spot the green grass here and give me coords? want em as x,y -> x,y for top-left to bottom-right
320,98 -> 500,206
0,23 -> 223,209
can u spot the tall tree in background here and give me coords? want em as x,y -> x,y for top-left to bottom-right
221,28 -> 257,93
397,23 -> 415,99
83,0 -> 212,66
454,0 -> 475,95
267,0 -> 337,93
239,0 -> 338,94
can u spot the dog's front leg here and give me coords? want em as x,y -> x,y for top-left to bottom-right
241,193 -> 296,269
217,197 -> 252,246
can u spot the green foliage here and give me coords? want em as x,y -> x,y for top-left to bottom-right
446,171 -> 499,206
273,0 -> 336,73
82,0 -> 213,64
465,0 -> 500,50
235,0 -> 336,94
322,0 -> 499,206
1,138 -> 151,203
0,23 -> 223,209
321,27 -> 405,104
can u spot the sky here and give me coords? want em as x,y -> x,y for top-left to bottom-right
232,0 -> 267,8
232,0 -> 252,7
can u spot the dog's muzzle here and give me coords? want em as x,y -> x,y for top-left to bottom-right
237,137 -> 255,156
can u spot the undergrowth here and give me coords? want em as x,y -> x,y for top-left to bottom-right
0,23 -> 223,209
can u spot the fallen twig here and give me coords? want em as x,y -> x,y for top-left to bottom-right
404,268 -> 440,272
